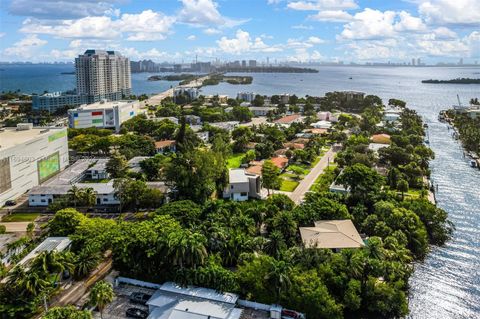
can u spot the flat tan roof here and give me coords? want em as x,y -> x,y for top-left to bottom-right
0,127 -> 66,150
300,220 -> 365,249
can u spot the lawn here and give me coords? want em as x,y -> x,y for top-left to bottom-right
1,213 -> 40,222
279,179 -> 299,192
227,153 -> 245,169
310,164 -> 338,192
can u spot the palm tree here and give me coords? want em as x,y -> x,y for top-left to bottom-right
74,246 -> 102,279
168,231 -> 208,269
23,269 -> 50,296
80,187 -> 97,208
264,231 -> 286,259
88,280 -> 114,319
6,265 -> 26,287
68,185 -> 82,208
264,259 -> 292,303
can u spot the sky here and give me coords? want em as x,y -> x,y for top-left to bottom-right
0,0 -> 479,64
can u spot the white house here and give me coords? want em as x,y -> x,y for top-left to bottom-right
85,159 -> 109,180
223,169 -> 262,201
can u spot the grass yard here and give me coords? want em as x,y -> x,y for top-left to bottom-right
279,179 -> 299,192
1,213 -> 40,222
310,164 -> 338,192
227,153 -> 245,169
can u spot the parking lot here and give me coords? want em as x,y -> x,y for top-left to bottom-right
99,284 -> 156,319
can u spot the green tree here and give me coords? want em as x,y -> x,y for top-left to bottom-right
88,280 -> 114,319
73,246 -> 102,279
47,208 -> 87,236
261,160 -> 280,195
252,95 -> 264,106
338,163 -> 384,199
396,179 -> 409,200
231,106 -> 253,123
80,188 -> 97,208
105,152 -> 128,178
43,306 -> 92,319
67,186 -> 82,208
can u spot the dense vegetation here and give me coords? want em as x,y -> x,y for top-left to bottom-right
446,110 -> 480,154
421,78 -> 480,84
0,92 -> 454,319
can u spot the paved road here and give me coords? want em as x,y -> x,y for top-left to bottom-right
0,222 -> 31,232
288,148 -> 336,204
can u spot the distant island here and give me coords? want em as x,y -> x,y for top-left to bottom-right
422,78 -> 480,84
148,74 -> 199,82
148,73 -> 253,86
217,66 -> 318,73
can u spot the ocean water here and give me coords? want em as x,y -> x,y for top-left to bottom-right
0,64 -> 176,95
1,64 -> 480,318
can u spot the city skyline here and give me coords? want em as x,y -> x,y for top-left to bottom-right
0,0 -> 479,64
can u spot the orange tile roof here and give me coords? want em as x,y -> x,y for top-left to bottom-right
155,140 -> 176,148
284,142 -> 305,150
371,134 -> 391,144
274,114 -> 301,124
270,156 -> 289,169
306,128 -> 328,135
246,164 -> 263,176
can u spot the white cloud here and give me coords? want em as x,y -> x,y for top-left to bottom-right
287,0 -> 358,11
178,0 -> 247,28
288,48 -> 324,61
204,28 -> 222,35
419,0 -> 480,26
307,36 -> 325,44
339,9 -> 397,40
8,0 -> 122,19
394,11 -> 427,32
187,35 -> 197,40
292,24 -> 313,30
308,10 -> 353,22
216,29 -> 282,54
19,10 -> 175,41
0,32 -> 5,38
3,34 -> 48,59
432,27 -> 457,39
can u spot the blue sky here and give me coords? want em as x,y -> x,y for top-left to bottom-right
0,0 -> 479,63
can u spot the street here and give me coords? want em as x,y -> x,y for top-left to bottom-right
288,148 -> 336,204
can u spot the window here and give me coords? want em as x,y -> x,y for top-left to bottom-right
240,192 -> 247,196
103,198 -> 108,202
230,185 -> 234,189
41,199 -> 46,203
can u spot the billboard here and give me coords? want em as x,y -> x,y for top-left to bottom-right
0,157 -> 11,194
37,152 -> 60,182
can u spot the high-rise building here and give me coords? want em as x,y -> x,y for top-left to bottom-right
241,60 -> 247,68
33,49 -> 132,112
248,60 -> 257,67
75,50 -> 132,103
412,58 -> 416,66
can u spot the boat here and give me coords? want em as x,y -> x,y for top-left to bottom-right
469,160 -> 477,168
349,77 -> 353,79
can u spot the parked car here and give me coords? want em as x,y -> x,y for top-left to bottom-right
129,292 -> 152,305
282,309 -> 305,319
4,200 -> 16,206
126,307 -> 148,319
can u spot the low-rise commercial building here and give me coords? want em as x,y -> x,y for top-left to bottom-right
68,99 -> 143,132
174,87 -> 199,102
85,159 -> 109,180
223,169 -> 262,201
32,92 -> 87,113
0,124 -> 69,207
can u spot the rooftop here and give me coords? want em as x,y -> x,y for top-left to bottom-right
0,126 -> 66,150
229,169 -> 249,184
87,159 -> 108,171
299,220 -> 364,249
270,157 -> 289,169
274,114 -> 301,124
71,99 -> 137,111
18,237 -> 71,267
155,140 -> 176,148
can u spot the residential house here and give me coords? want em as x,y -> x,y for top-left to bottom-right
284,142 -> 305,150
155,140 -> 176,154
371,133 -> 391,144
223,169 -> 262,201
196,131 -> 210,143
85,159 -> 109,180
127,156 -> 151,173
311,120 -> 332,129
184,115 -> 202,125
210,121 -> 239,131
274,114 -> 303,127
248,106 -> 276,116
299,220 -> 365,250
270,157 -> 289,171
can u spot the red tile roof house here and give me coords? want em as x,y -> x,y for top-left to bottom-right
274,114 -> 302,125
370,133 -> 391,144
270,156 -> 289,171
155,140 -> 176,154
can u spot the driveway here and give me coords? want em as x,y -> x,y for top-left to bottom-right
288,148 -> 336,204
0,222 -> 31,232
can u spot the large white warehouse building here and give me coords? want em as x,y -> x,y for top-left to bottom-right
67,99 -> 143,132
0,124 -> 69,206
